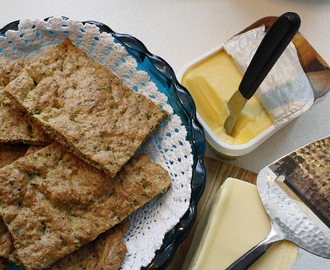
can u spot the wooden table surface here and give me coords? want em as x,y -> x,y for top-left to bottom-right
167,156 -> 257,270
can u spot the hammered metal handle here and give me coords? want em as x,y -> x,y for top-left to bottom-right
225,227 -> 282,270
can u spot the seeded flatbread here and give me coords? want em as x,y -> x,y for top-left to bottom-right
24,145 -> 45,156
50,219 -> 129,270
0,145 -> 50,268
4,39 -> 168,177
0,57 -> 24,86
0,143 -> 28,269
0,143 -> 27,260
0,143 -> 171,270
0,57 -> 50,145
0,145 -> 21,262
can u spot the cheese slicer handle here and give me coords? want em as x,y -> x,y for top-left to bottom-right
225,227 -> 282,270
239,12 -> 300,99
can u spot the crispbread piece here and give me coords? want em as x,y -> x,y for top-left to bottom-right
0,57 -> 51,145
24,145 -> 45,156
0,143 -> 26,269
4,39 -> 168,177
0,145 -> 49,268
0,143 -> 171,270
50,219 -> 129,270
0,143 -> 27,261
0,57 -> 24,86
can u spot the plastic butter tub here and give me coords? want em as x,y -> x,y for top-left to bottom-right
179,48 -> 275,158
178,16 -> 330,158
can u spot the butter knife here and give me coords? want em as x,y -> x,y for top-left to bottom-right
224,12 -> 301,135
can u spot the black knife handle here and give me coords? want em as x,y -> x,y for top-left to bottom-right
239,12 -> 301,99
225,226 -> 283,270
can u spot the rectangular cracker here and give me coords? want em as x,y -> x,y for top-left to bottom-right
4,39 -> 168,177
49,219 -> 129,270
0,145 -> 48,268
0,57 -> 24,86
0,57 -> 51,145
0,143 -> 28,260
0,143 -> 28,268
0,143 -> 171,270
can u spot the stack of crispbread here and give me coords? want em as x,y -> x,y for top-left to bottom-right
0,39 -> 172,270
5,39 -> 168,177
49,219 -> 130,270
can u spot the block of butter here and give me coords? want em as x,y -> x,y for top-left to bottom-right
182,178 -> 299,270
181,50 -> 273,145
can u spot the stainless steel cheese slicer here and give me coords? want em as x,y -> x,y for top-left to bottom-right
226,136 -> 330,269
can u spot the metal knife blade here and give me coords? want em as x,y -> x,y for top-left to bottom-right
224,12 -> 301,135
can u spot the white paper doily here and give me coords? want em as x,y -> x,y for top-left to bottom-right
0,17 -> 193,269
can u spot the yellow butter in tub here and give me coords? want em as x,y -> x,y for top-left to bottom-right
181,50 -> 272,145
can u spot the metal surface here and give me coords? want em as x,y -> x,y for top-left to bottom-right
259,136 -> 330,254
223,90 -> 247,135
268,136 -> 330,229
226,136 -> 330,270
257,167 -> 330,257
257,136 -> 330,256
